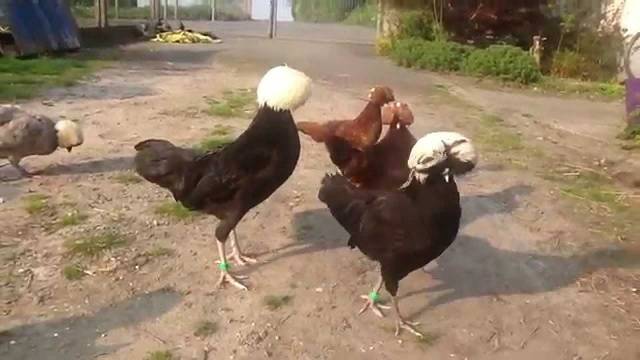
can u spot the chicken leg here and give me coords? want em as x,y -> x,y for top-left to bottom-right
9,157 -> 34,178
228,229 -> 258,266
215,238 -> 248,291
358,274 -> 390,318
391,296 -> 424,338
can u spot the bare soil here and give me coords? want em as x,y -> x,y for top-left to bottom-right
1,39 -> 639,360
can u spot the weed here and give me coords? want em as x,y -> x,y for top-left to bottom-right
194,320 -> 218,338
144,350 -> 174,360
112,172 -> 143,184
154,201 -> 197,221
59,211 -> 88,228
206,88 -> 255,118
145,246 -> 174,257
540,77 -> 624,99
62,263 -> 87,281
22,194 -> 51,215
262,294 -> 293,310
463,45 -> 542,85
475,114 -> 524,153
64,232 -> 128,257
195,126 -> 234,152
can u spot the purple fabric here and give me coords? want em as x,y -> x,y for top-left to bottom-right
627,78 -> 640,124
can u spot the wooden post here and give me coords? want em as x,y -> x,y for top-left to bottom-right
211,0 -> 216,21
94,0 -> 108,28
273,0 -> 278,37
174,0 -> 179,20
114,0 -> 119,20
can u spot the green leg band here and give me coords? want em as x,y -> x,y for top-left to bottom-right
369,291 -> 380,303
218,261 -> 230,271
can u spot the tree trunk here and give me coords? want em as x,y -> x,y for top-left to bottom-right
377,0 -> 400,38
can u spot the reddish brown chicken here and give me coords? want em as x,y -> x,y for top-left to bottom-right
296,86 -> 395,151
339,102 -> 417,190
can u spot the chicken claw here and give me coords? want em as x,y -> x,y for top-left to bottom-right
358,293 -> 390,318
215,261 -> 249,291
229,229 -> 258,266
395,319 -> 424,338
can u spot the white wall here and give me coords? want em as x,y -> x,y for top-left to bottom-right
251,0 -> 293,22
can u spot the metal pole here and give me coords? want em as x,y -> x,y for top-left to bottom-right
272,0 -> 278,37
211,0 -> 216,21
174,0 -> 179,20
268,0 -> 275,38
163,0 -> 168,20
114,0 -> 119,20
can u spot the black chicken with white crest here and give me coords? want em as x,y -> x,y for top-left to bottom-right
318,131 -> 478,337
134,65 -> 312,290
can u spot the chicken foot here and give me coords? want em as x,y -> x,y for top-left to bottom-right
358,275 -> 390,318
227,229 -> 258,266
215,239 -> 248,291
8,158 -> 35,178
391,296 -> 424,338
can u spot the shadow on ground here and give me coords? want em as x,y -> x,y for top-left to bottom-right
42,156 -> 135,176
280,184 -> 533,265
0,288 -> 181,360
405,236 -> 640,319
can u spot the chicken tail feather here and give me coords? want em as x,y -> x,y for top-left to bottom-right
296,121 -> 330,143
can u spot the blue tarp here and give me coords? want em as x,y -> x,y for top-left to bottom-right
7,0 -> 80,56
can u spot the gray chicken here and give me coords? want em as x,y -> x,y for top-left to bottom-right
0,105 -> 84,177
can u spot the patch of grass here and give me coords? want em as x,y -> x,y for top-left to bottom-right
144,350 -> 174,360
194,320 -> 218,338
415,331 -> 441,346
195,126 -> 234,152
262,294 -> 293,310
205,88 -> 255,118
145,246 -> 174,258
540,77 -> 624,100
476,114 -> 525,153
618,123 -> 640,150
112,172 -> 143,185
0,57 -> 103,101
154,201 -> 197,221
64,232 -> 128,258
22,194 -> 51,215
58,211 -> 88,228
62,263 -> 87,281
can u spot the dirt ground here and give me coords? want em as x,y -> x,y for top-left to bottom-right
1,36 -> 639,360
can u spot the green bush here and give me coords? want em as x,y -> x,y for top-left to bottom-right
550,50 -> 598,80
293,0 -> 364,22
343,1 -> 377,27
395,10 -> 436,40
390,38 -> 472,72
463,45 -> 542,84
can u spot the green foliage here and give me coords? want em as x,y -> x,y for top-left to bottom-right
293,0 -> 365,22
395,10 -> 436,40
64,232 -> 128,258
550,50 -> 597,79
62,264 -> 87,281
540,77 -> 624,99
343,1 -> 377,27
463,45 -> 542,84
391,38 -> 472,72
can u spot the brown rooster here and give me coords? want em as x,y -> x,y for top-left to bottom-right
341,102 -> 417,190
296,86 -> 395,151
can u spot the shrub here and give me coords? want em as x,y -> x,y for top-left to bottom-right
293,0 -> 365,22
550,50 -> 598,80
390,38 -> 472,72
463,45 -> 542,84
343,1 -> 376,27
375,37 -> 393,56
395,10 -> 436,40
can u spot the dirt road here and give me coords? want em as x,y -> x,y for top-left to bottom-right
1,38 -> 638,360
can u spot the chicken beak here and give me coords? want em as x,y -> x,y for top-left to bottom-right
66,147 -> 72,153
